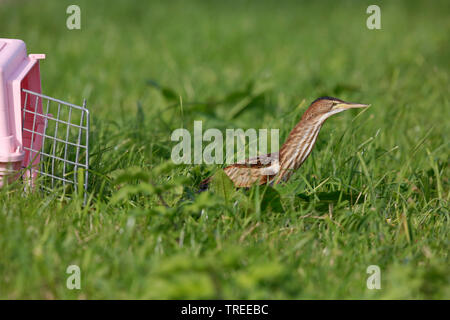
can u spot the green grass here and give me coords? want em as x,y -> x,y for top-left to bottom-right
0,0 -> 449,299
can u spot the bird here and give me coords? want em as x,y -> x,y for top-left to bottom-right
199,97 -> 369,189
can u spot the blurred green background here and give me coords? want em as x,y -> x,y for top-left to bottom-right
0,0 -> 448,299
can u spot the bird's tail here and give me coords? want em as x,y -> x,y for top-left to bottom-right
197,176 -> 212,193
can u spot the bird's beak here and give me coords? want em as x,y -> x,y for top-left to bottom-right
333,102 -> 370,110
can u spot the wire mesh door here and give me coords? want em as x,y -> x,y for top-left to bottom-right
21,88 -> 89,202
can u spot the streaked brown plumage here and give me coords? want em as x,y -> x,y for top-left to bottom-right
201,97 -> 369,189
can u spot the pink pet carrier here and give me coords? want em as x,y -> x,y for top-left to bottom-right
0,38 -> 89,200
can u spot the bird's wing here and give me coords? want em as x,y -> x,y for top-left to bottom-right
223,152 -> 280,187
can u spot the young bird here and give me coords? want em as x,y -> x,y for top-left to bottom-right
200,97 -> 369,189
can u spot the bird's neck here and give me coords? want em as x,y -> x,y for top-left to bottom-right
279,114 -> 326,172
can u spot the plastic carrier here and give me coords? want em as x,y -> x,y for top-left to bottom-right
0,38 -> 89,201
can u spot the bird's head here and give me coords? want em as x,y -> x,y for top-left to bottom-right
303,96 -> 370,121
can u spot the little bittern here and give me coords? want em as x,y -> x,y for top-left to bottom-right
201,97 -> 369,189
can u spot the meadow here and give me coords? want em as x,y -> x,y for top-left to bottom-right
0,0 -> 448,299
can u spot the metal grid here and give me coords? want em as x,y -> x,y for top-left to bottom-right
21,88 -> 89,202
